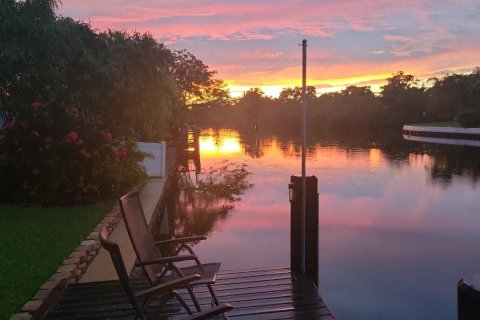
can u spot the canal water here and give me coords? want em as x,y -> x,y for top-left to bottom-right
169,127 -> 480,320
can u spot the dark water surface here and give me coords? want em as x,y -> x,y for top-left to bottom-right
170,128 -> 480,320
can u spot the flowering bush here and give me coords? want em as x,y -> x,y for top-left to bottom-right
0,99 -> 147,205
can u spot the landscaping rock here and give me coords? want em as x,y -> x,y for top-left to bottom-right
68,251 -> 87,263
56,264 -> 76,275
9,312 -> 32,320
40,279 -> 63,291
21,300 -> 42,313
32,289 -> 53,301
62,256 -> 80,266
86,231 -> 99,241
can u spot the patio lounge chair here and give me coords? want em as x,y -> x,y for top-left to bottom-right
119,191 -> 222,311
99,226 -> 233,320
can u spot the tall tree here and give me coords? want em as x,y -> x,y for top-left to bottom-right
95,31 -> 178,140
171,49 -> 231,108
278,86 -> 316,103
380,71 -> 425,125
238,88 -> 269,126
426,69 -> 480,121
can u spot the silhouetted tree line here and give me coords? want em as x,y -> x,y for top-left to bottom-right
188,69 -> 480,132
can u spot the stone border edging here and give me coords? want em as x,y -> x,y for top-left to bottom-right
9,206 -> 123,320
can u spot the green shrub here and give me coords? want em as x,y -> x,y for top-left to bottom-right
0,99 -> 147,205
458,109 -> 480,128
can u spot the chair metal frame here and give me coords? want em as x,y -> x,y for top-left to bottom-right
119,191 -> 221,311
99,226 -> 233,320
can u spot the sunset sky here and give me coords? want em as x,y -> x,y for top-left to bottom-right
59,1 -> 480,97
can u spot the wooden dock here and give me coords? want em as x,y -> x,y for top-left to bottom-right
46,267 -> 335,319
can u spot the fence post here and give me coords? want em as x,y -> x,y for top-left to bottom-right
289,175 -> 319,286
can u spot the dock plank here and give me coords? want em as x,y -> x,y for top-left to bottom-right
45,267 -> 335,319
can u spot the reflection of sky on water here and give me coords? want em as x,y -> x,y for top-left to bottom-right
188,128 -> 480,320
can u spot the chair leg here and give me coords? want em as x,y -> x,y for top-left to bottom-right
207,283 -> 229,320
172,290 -> 193,315
187,286 -> 202,312
207,284 -> 220,306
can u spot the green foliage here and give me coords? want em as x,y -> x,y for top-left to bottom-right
0,99 -> 147,205
1,11 -> 179,141
92,31 -> 179,141
278,86 -> 316,103
426,69 -> 480,121
0,1 -> 227,205
1,1 -> 224,143
308,85 -> 378,131
237,88 -> 271,125
458,109 -> 480,128
190,68 -> 480,133
378,71 -> 426,126
172,49 -> 231,109
0,203 -> 110,318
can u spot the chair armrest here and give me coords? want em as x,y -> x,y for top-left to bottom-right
183,303 -> 234,320
135,274 -> 201,299
155,236 -> 207,246
135,255 -> 198,266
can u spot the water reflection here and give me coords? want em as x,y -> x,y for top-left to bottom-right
199,129 -> 242,156
175,161 -> 252,237
168,127 -> 480,320
426,145 -> 480,187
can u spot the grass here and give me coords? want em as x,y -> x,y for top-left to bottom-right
0,203 -> 112,319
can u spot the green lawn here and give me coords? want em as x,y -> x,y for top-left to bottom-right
0,203 -> 112,319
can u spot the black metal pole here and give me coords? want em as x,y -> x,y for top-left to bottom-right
301,39 -> 307,275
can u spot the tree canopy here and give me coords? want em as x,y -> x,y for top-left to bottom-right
188,68 -> 480,131
278,86 -> 316,103
0,0 -> 227,205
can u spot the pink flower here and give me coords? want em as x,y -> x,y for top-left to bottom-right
31,101 -> 41,111
79,148 -> 91,158
4,121 -> 15,130
102,131 -> 112,143
114,147 -> 128,160
32,131 -> 40,137
66,131 -> 79,143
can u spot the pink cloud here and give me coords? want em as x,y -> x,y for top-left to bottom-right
61,1 -> 419,41
384,34 -> 412,42
58,1 -> 480,95
239,50 -> 283,60
61,0 -> 480,44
